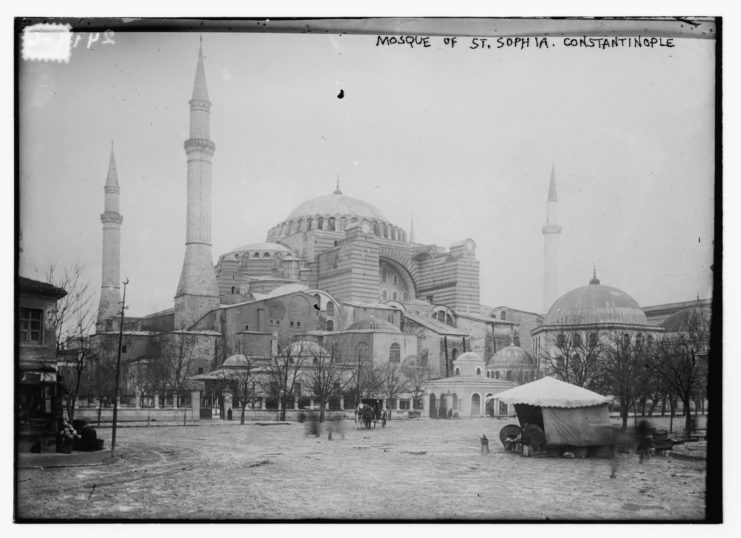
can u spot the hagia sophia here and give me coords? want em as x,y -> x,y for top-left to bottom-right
88,40 -> 710,420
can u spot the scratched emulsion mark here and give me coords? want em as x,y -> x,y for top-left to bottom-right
22,23 -> 73,63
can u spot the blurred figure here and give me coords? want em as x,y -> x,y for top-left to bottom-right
480,434 -> 489,454
305,410 -> 320,437
381,410 -> 387,428
635,419 -> 653,464
327,412 -> 345,440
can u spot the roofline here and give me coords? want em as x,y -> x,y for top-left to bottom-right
532,322 -> 665,335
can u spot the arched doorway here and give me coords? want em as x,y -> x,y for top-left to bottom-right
429,394 -> 437,418
485,393 -> 494,416
451,393 -> 458,416
439,394 -> 448,419
470,393 -> 481,417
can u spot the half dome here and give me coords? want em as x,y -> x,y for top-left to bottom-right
543,277 -> 648,327
288,340 -> 328,357
222,353 -> 249,367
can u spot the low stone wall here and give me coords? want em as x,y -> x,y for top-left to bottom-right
608,413 -> 707,435
74,407 -> 201,423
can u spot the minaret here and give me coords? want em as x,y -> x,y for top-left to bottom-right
174,39 -> 220,329
542,163 -> 562,313
98,144 -> 123,328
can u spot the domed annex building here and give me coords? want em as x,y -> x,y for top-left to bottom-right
487,343 -> 537,385
531,271 -> 664,376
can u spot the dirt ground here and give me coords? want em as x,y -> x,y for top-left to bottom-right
15,417 -> 707,521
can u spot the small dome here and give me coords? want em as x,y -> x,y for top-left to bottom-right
287,192 -> 388,222
222,353 -> 249,367
490,344 -> 535,367
454,351 -> 484,363
661,305 -> 711,334
346,318 -> 401,333
544,275 -> 648,327
452,351 -> 485,377
227,242 -> 294,255
288,340 -> 328,357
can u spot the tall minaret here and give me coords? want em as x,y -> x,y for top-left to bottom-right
174,38 -> 220,329
542,163 -> 562,313
97,144 -> 123,328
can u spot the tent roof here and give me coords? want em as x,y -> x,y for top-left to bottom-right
493,376 -> 610,408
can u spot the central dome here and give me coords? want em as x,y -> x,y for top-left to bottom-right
286,191 -> 388,222
543,276 -> 649,327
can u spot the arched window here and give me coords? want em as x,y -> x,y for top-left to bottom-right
402,292 -> 409,302
357,343 -> 371,364
317,217 -> 324,230
557,333 -> 566,348
454,368 -> 460,376
495,371 -> 500,379
326,302 -> 334,316
326,320 -> 334,331
382,290 -> 388,299
393,275 -> 399,285
635,333 -> 643,349
506,370 -> 513,381
500,310 -> 507,321
389,343 -> 401,363
646,335 -> 654,348
253,252 -> 260,258
476,367 -> 481,376
589,332 -> 598,347
392,291 -> 398,300
313,357 -> 319,365
263,252 -> 271,258
573,333 -> 582,348
328,217 -> 336,231
451,348 -> 459,361
381,269 -> 387,283
623,333 -> 631,348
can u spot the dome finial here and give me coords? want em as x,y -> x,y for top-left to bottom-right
334,175 -> 342,195
589,265 -> 600,285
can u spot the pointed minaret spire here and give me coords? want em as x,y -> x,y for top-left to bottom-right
548,162 -> 558,203
175,40 -> 220,329
334,175 -> 342,195
98,144 -> 124,328
191,36 -> 210,102
106,142 -> 118,188
542,163 -> 562,312
409,214 -> 416,243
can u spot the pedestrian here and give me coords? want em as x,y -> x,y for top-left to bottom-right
381,410 -> 387,428
635,420 -> 653,464
480,434 -> 489,454
227,407 -> 233,421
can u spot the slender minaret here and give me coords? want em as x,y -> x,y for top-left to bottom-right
97,144 -> 123,328
542,163 -> 562,313
174,39 -> 220,329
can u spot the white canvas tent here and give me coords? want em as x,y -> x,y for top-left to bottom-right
490,377 -> 613,447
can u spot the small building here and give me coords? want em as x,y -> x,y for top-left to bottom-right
17,277 -> 67,451
487,343 -> 537,385
424,352 -> 515,418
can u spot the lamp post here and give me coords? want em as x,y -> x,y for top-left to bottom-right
110,278 -> 129,459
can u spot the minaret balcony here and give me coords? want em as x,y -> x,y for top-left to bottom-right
541,224 -> 562,234
100,211 -> 123,225
189,98 -> 211,111
184,138 -> 216,154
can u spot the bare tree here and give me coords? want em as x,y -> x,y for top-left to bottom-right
400,355 -> 430,411
262,340 -> 306,421
35,261 -> 96,352
595,333 -> 651,430
214,355 -> 260,425
538,326 -> 606,388
355,365 -> 385,406
379,362 -> 411,420
650,309 -> 710,439
159,332 -> 198,407
56,332 -> 100,422
87,339 -> 118,426
305,344 -> 355,422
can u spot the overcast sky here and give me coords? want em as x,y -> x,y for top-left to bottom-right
18,27 -> 715,317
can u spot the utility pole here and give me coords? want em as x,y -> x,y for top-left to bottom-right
110,278 -> 129,459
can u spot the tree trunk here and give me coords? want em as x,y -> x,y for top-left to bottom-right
319,403 -> 325,423
279,397 -> 287,421
240,404 -> 246,425
621,407 -> 628,431
97,400 -> 102,426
